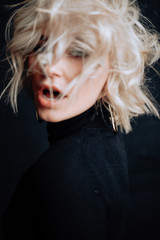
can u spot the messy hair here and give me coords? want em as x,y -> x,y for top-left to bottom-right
1,0 -> 160,133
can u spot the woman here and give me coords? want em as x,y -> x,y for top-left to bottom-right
1,0 -> 160,239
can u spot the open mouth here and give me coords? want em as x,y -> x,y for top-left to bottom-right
43,88 -> 60,100
42,86 -> 68,101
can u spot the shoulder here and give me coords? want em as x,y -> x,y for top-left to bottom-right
83,127 -> 127,162
81,128 -> 128,193
36,126 -> 127,168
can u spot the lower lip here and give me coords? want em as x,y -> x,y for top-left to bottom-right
37,91 -> 67,108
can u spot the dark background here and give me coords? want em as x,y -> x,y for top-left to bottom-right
0,1 -> 160,239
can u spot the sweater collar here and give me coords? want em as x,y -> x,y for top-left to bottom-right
47,105 -> 113,143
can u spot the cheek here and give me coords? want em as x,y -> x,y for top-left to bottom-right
65,58 -> 82,80
28,56 -> 41,85
92,67 -> 108,93
28,55 -> 41,75
28,55 -> 35,67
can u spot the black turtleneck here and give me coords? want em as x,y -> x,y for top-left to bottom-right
47,105 -> 113,142
2,105 -> 128,240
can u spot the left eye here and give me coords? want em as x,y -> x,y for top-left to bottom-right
32,44 -> 45,53
67,50 -> 89,58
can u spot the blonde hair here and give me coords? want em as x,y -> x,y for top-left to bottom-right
1,0 -> 160,133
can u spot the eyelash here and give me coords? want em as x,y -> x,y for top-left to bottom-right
67,50 -> 89,58
32,37 -> 89,59
32,36 -> 47,53
32,44 -> 44,53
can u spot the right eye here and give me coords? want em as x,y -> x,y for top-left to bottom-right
32,36 -> 47,53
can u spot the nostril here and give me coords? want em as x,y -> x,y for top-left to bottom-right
45,64 -> 62,78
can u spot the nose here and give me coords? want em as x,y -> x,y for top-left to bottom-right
45,58 -> 63,78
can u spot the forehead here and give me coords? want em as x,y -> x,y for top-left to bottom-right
35,4 -> 107,48
24,0 -> 111,60
37,0 -> 105,11
35,0 -> 107,30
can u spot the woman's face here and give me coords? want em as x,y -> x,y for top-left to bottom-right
28,51 -> 109,122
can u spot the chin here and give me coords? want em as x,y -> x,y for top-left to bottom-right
37,108 -> 68,123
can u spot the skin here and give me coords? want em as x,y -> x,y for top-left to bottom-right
28,52 -> 109,122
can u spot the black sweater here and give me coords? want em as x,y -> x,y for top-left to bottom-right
2,106 -> 128,240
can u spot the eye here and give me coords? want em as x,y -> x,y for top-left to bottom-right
32,36 -> 47,53
67,49 -> 89,59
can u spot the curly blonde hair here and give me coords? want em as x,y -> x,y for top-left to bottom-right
1,0 -> 160,133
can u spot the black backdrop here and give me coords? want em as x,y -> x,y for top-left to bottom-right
0,1 -> 160,239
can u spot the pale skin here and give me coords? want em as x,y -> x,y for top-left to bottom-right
29,51 -> 109,123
